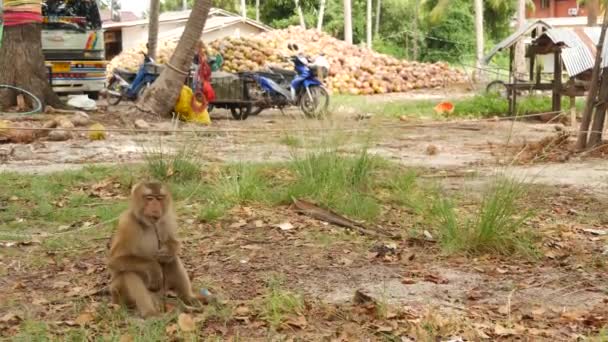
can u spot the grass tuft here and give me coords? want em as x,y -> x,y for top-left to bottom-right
261,275 -> 304,329
431,178 -> 536,256
143,144 -> 201,182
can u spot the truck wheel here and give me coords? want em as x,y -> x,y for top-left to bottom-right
230,104 -> 252,120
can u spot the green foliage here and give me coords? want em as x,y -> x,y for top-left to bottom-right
430,178 -> 537,257
261,275 -> 305,329
421,0 -> 474,63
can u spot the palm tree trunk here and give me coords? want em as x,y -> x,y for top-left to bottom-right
412,0 -> 419,60
344,0 -> 353,44
256,0 -> 260,21
366,0 -> 372,49
514,0 -> 526,77
317,0 -> 327,31
241,0 -> 247,19
474,0 -> 484,81
136,0 -> 213,117
295,0 -> 306,28
182,0 -> 188,10
588,0 -> 599,26
148,0 -> 161,60
374,0 -> 381,37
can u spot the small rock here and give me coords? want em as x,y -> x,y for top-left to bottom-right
426,145 -> 439,155
48,130 -> 72,141
70,113 -> 90,126
134,119 -> 150,130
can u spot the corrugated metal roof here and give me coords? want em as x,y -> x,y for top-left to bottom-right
483,19 -> 552,64
534,27 -> 608,77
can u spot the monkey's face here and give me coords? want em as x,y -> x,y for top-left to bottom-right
132,182 -> 172,224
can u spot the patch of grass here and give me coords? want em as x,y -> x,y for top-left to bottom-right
279,134 -> 303,148
287,149 -> 382,221
214,163 -> 272,204
143,144 -> 201,182
332,93 -> 585,119
430,178 -> 536,257
261,275 -> 304,329
13,320 -> 50,341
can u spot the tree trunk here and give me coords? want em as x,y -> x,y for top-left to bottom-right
412,0 -> 419,60
241,0 -> 247,19
577,9 -> 608,149
183,0 -> 188,10
366,0 -> 372,49
136,0 -> 212,117
374,0 -> 381,38
317,0 -> 327,31
588,68 -> 608,146
474,0 -> 484,82
588,0 -> 599,26
514,0 -> 527,77
344,0 -> 353,44
148,0 -> 161,60
256,0 -> 260,21
0,24 -> 62,110
295,0 -> 306,29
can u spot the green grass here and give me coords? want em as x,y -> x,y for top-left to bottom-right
331,93 -> 585,119
430,178 -> 537,257
261,275 -> 305,329
143,143 -> 201,182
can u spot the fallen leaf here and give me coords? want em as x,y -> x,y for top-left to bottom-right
277,222 -> 295,231
401,278 -> 417,285
496,268 -> 508,274
0,313 -> 21,325
582,228 -> 607,236
241,244 -> 262,251
165,324 -> 178,335
254,220 -> 264,228
494,324 -> 517,336
235,306 -> 251,316
178,313 -> 196,332
230,220 -> 247,229
424,273 -> 449,284
561,310 -> 586,322
285,315 -> 308,329
75,312 -> 94,326
119,334 -> 134,342
423,230 -> 434,240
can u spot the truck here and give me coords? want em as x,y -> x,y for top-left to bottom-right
41,0 -> 106,99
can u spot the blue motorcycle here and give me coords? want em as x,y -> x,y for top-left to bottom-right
106,52 -> 162,105
245,44 -> 330,118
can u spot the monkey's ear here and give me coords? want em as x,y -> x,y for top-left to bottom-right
131,182 -> 143,195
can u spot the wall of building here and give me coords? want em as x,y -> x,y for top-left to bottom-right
527,0 -> 586,18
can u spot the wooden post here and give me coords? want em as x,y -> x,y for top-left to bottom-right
588,68 -> 608,146
529,51 -> 535,82
509,46 -> 515,116
570,96 -> 576,127
552,50 -> 562,112
577,9 -> 608,150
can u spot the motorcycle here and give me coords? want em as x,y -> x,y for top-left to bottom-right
246,44 -> 330,118
106,52 -> 162,106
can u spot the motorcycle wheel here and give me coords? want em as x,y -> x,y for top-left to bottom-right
106,78 -> 123,106
230,104 -> 252,121
137,82 -> 151,99
300,86 -> 330,119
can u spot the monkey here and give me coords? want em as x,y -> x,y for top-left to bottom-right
107,181 -> 197,318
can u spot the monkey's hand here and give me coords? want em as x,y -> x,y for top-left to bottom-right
156,246 -> 176,264
147,261 -> 164,291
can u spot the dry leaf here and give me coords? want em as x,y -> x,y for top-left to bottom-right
277,222 -> 295,231
165,324 -> 178,335
119,334 -> 134,342
285,315 -> 308,329
75,312 -> 94,326
494,324 -> 516,336
235,306 -> 251,316
0,313 -> 21,325
178,313 -> 196,332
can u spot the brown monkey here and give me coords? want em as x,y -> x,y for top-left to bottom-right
108,181 -> 197,318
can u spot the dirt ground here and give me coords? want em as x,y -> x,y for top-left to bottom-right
1,92 -> 608,340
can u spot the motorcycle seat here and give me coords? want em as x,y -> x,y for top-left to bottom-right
114,68 -> 137,82
269,67 -> 296,78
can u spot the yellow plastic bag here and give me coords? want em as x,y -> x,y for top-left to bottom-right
174,86 -> 211,125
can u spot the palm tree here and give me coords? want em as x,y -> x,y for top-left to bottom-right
295,0 -> 306,28
256,0 -> 260,21
148,0 -> 161,60
318,0 -> 327,31
474,0 -> 484,81
241,0 -> 246,18
366,0 -> 372,48
344,0 -> 353,44
136,0 -> 213,117
374,0 -> 381,37
514,0 -> 526,77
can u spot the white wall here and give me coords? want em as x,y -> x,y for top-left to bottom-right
120,21 -> 264,50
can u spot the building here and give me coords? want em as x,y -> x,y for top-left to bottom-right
526,0 -> 602,28
102,8 -> 272,60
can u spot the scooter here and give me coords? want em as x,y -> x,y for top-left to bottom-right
105,52 -> 162,105
246,44 -> 330,118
